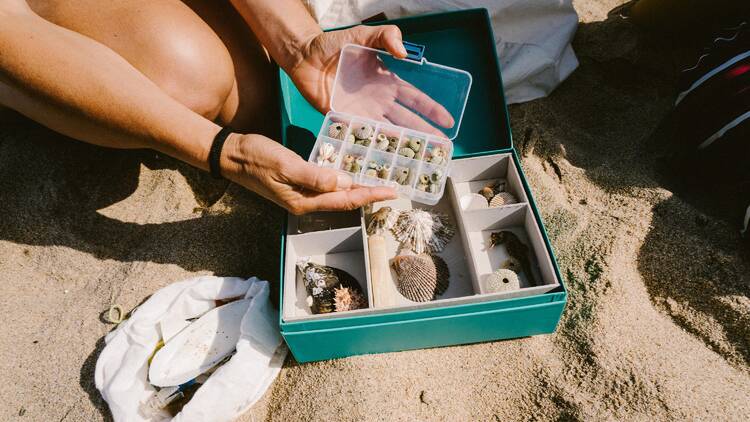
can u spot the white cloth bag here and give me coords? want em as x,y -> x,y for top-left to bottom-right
304,0 -> 579,104
95,276 -> 286,422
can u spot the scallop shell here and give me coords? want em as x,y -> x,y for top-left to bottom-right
391,254 -> 450,302
296,258 -> 363,314
390,209 -> 455,254
489,192 -> 518,208
484,268 -> 520,293
327,122 -> 347,140
352,124 -> 374,140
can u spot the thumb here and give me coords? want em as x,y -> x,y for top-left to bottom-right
352,25 -> 407,59
282,157 -> 353,192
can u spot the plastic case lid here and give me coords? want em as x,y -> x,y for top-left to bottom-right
330,44 -> 472,141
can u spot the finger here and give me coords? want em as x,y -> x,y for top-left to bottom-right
281,158 -> 353,193
296,186 -> 397,213
353,25 -> 407,58
384,102 -> 447,137
395,82 -> 455,128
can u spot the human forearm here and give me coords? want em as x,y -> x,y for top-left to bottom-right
0,6 -> 219,170
228,0 -> 322,72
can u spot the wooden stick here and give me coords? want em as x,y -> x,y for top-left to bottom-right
368,233 -> 397,308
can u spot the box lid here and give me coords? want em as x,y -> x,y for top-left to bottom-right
330,44 -> 472,141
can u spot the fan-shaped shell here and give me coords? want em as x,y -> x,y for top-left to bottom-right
484,268 -> 520,293
391,254 -> 450,302
390,209 -> 455,254
489,192 -> 518,208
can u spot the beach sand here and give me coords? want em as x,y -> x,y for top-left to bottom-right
1,1 -> 749,420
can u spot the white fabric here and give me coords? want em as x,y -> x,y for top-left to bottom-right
95,276 -> 286,422
304,0 -> 579,104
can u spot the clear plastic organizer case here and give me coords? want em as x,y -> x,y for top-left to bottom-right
308,44 -> 472,205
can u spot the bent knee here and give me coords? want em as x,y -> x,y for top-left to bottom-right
32,0 -> 236,120
139,22 -> 236,120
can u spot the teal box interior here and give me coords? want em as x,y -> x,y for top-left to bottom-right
278,8 -> 567,363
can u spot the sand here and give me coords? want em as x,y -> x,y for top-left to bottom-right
1,1 -> 749,420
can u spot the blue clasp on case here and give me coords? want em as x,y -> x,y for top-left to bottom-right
403,41 -> 425,61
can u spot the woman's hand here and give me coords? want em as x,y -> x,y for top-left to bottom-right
219,133 -> 396,214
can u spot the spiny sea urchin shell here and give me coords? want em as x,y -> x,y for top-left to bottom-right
391,254 -> 450,302
327,122 -> 347,140
391,209 -> 455,254
333,286 -> 367,312
352,124 -> 374,140
484,268 -> 520,293
297,258 -> 363,314
489,191 -> 518,208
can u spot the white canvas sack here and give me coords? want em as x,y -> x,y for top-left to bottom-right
95,276 -> 286,422
304,0 -> 579,104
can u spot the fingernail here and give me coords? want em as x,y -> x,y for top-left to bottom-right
336,174 -> 353,190
398,44 -> 407,57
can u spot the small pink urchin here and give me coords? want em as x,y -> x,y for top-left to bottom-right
333,286 -> 367,312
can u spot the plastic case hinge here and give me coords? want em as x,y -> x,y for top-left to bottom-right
403,41 -> 425,61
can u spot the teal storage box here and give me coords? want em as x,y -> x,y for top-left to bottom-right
278,8 -> 567,363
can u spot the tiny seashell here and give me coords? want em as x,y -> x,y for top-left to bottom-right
398,147 -> 416,159
428,146 -> 447,164
341,154 -> 355,172
354,138 -> 371,147
351,159 -> 362,173
367,160 -> 378,169
353,124 -> 374,140
394,167 -> 410,185
489,192 -> 518,208
460,193 -> 490,211
479,186 -> 495,201
378,165 -> 390,179
297,258 -> 363,314
365,168 -> 378,178
391,254 -> 450,302
374,133 -> 389,150
327,122 -> 347,140
391,209 -> 455,254
419,174 -> 430,185
430,170 -> 443,183
366,206 -> 395,235
408,138 -> 423,153
316,142 -> 336,165
427,183 -> 439,194
334,286 -> 367,312
484,268 -> 520,293
346,134 -> 355,143
416,183 -> 428,191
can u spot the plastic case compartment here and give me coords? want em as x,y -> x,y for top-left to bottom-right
308,44 -> 472,205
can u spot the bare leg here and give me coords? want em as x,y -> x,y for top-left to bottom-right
17,0 -> 277,134
183,0 -> 279,136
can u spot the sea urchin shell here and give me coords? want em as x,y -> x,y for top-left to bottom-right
327,122 -> 347,140
484,268 -> 520,293
391,209 -> 455,254
391,254 -> 450,302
